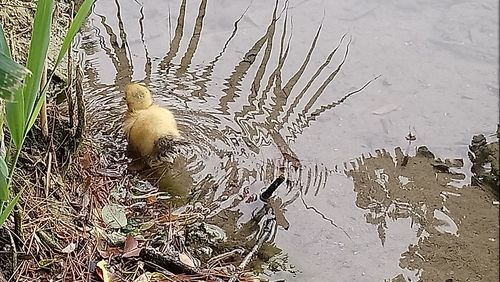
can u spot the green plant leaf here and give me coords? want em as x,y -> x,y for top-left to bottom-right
5,89 -> 25,149
22,0 -> 54,122
27,0 -> 95,133
0,157 -> 7,179
0,23 -> 11,57
55,0 -> 95,67
0,172 -> 7,202
0,189 -> 21,227
0,53 -> 31,101
0,156 -> 7,202
5,0 -> 54,149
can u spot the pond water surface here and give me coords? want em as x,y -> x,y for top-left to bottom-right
78,0 -> 498,281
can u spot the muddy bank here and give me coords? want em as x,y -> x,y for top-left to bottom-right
348,143 -> 499,281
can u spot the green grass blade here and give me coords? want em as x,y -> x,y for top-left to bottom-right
0,189 -> 21,226
27,0 -> 94,132
2,23 -> 29,148
0,170 -> 7,201
0,54 -> 31,101
22,0 -> 54,121
6,0 -> 53,148
54,0 -> 95,67
5,89 -> 25,148
0,23 -> 11,57
0,157 -> 7,179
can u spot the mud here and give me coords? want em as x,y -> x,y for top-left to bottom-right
349,146 -> 499,281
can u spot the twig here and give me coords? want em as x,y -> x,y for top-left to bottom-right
74,65 -> 85,151
206,248 -> 244,268
8,230 -> 18,275
45,152 -> 52,198
66,1 -> 75,130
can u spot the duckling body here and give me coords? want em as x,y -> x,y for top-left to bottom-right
123,84 -> 181,163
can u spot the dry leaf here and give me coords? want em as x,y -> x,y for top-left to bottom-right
179,252 -> 195,267
122,235 -> 142,258
61,243 -> 76,254
97,247 -> 121,259
123,236 -> 138,252
96,260 -> 111,282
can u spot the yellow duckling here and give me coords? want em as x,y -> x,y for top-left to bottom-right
123,83 -> 181,166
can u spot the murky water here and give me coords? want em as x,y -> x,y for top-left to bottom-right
78,0 -> 498,281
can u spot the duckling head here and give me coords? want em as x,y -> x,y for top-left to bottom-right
124,83 -> 154,111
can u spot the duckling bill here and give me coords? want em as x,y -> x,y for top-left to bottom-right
123,83 -> 181,166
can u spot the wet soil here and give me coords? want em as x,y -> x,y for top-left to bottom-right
349,146 -> 498,281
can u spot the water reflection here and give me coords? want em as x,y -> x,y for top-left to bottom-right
81,0 -> 377,205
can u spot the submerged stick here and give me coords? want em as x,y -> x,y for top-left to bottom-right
260,175 -> 285,202
228,218 -> 274,282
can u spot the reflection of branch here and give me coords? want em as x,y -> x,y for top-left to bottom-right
138,6 -> 152,84
289,75 -> 381,137
281,33 -> 347,127
306,75 -> 381,123
218,0 -> 279,114
177,0 -> 208,75
300,189 -> 351,239
267,19 -> 323,126
300,36 -> 352,117
192,0 -> 254,99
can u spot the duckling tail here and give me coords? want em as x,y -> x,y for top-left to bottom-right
154,136 -> 190,162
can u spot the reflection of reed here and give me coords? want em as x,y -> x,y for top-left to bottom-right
138,6 -> 152,84
159,0 -> 186,70
191,2 -> 252,100
218,0 -> 279,115
177,0 -> 207,75
93,0 -> 133,85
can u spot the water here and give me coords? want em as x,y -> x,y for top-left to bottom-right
78,0 -> 498,281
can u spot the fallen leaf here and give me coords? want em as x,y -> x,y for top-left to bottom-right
38,258 -> 57,268
122,235 -> 142,258
123,235 -> 138,252
96,260 -> 111,282
61,242 -> 76,254
102,204 -> 127,229
97,247 -> 121,259
179,252 -> 195,267
140,221 -> 155,231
